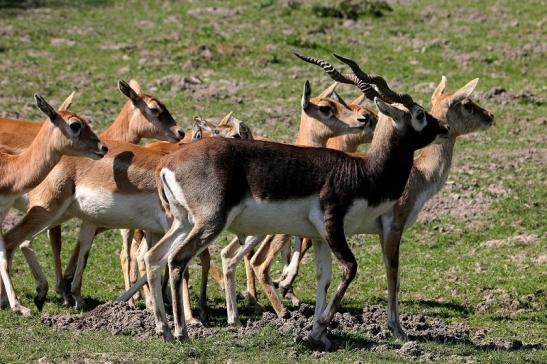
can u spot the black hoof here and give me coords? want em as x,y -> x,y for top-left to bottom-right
34,296 -> 46,311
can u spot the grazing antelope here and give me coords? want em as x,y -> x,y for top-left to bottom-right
143,56 -> 449,347
0,94 -> 107,315
269,54 -> 495,339
1,79 -> 185,309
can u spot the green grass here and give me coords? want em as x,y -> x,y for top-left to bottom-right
0,0 -> 545,362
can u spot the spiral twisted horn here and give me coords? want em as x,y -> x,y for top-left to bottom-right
333,53 -> 414,107
293,51 -> 382,102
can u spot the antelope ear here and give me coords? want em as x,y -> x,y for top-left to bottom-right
218,111 -> 234,126
318,81 -> 338,98
431,75 -> 447,101
350,94 -> 366,106
129,79 -> 141,94
450,78 -> 479,105
301,80 -> 311,110
193,116 -> 208,129
118,79 -> 141,106
374,98 -> 405,127
35,94 -> 59,124
58,91 -> 76,111
330,90 -> 350,109
238,121 -> 253,140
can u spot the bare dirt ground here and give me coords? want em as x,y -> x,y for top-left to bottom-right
42,301 -> 543,358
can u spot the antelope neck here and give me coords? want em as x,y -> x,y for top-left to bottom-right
0,122 -> 63,195
100,102 -> 141,144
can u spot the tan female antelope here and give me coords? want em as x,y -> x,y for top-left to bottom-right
0,94 -> 107,315
1,79 -> 185,309
144,56 -> 449,348
264,54 -> 494,339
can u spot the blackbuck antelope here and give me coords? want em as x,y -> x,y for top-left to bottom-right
245,90 -> 378,316
0,79 -> 185,310
118,85 -> 374,321
263,53 -> 495,339
144,57 -> 449,347
0,94 -> 107,315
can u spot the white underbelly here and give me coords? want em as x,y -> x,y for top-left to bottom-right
227,196 -> 395,239
68,187 -> 168,232
344,199 -> 395,235
228,196 -> 320,238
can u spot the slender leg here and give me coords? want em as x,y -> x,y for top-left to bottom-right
197,249 -> 211,323
119,228 -> 134,303
311,218 -> 357,351
145,222 -> 187,342
168,223 -> 222,340
221,235 -> 265,326
208,260 -> 224,289
379,214 -> 406,339
62,241 -> 79,306
250,234 -> 289,317
48,226 -> 64,296
19,240 -> 48,310
244,249 -> 263,312
311,239 -> 331,327
3,200 -> 70,315
0,233 -> 31,316
279,237 -> 312,290
129,230 -> 143,300
70,222 -> 99,309
137,233 -> 154,309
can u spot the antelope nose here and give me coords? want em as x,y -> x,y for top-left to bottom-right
101,145 -> 109,153
177,129 -> 185,139
442,125 -> 450,135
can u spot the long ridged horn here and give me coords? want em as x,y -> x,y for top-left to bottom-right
293,51 -> 381,101
333,53 -> 414,107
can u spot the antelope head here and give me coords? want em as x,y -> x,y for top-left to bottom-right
431,76 -> 494,137
118,79 -> 184,143
193,113 -> 253,140
34,94 -> 107,159
294,52 -> 449,150
300,80 -> 371,140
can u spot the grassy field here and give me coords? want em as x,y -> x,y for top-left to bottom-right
0,0 -> 545,362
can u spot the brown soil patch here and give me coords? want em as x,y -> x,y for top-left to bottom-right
41,301 -> 543,355
418,190 -> 489,225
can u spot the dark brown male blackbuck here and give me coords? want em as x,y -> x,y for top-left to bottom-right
143,55 -> 449,347
251,54 -> 495,339
118,81 -> 376,322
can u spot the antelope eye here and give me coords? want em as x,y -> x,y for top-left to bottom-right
69,122 -> 82,133
319,105 -> 331,114
416,111 -> 424,120
463,101 -> 473,111
149,106 -> 160,114
232,134 -> 241,138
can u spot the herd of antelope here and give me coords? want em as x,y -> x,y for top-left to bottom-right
0,52 -> 494,349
